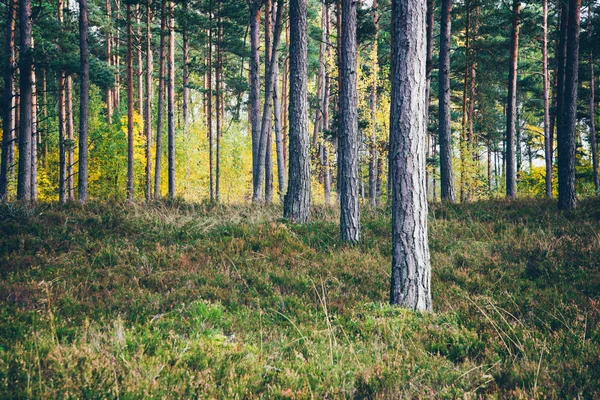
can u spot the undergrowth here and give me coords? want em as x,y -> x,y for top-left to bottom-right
1,198 -> 599,398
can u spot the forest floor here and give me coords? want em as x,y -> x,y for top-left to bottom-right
1,199 -> 599,398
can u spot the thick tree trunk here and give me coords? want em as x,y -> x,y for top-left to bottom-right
0,0 -> 17,200
250,0 -> 261,201
588,6 -> 598,194
505,0 -> 520,200
389,0 -> 432,311
145,0 -> 153,201
284,0 -> 310,222
78,0 -> 90,203
368,0 -> 379,208
557,0 -> 580,210
154,0 -> 166,198
127,4 -> 135,200
17,0 -> 33,201
167,0 -> 176,198
438,0 -> 455,202
339,0 -> 360,242
254,0 -> 283,203
543,0 -> 551,198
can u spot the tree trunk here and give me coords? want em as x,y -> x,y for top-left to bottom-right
66,76 -> 75,200
368,0 -> 379,208
459,0 -> 470,202
438,0 -> 455,202
250,0 -> 261,201
208,0 -> 213,201
154,0 -> 166,198
588,6 -> 598,194
115,0 -> 121,110
127,3 -> 135,200
339,0 -> 360,242
254,0 -> 283,203
557,0 -> 580,210
284,0 -> 310,222
17,0 -> 33,201
505,0 -> 520,200
321,5 -> 332,205
167,0 -> 176,198
78,0 -> 90,203
389,0 -> 432,311
215,0 -> 222,202
0,0 -> 17,200
145,0 -> 153,201
30,61 -> 38,200
182,0 -> 190,136
136,5 -> 143,117
424,0 -> 433,201
282,21 -> 289,170
543,0 -> 551,198
264,0 -> 274,204
106,0 -> 113,124
273,55 -> 287,202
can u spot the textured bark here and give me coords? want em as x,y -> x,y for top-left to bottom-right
339,0 -> 360,242
368,0 -> 379,208
136,5 -> 143,117
543,0 -> 551,198
167,0 -> 176,198
106,0 -> 113,124
389,0 -> 432,311
438,0 -> 455,202
31,62 -> 38,200
505,0 -> 520,200
321,5 -> 332,205
264,0 -> 274,204
154,0 -> 166,198
78,0 -> 90,203
459,0 -> 470,202
17,0 -> 33,201
555,3 -> 568,181
145,0 -> 153,201
0,0 -> 16,200
557,0 -> 580,210
284,0 -> 310,222
127,4 -> 135,200
250,1 -> 261,200
182,0 -> 190,136
282,21 -> 289,170
273,58 -> 287,202
588,6 -> 598,194
424,0 -> 433,200
216,0 -> 222,202
254,0 -> 283,203
208,1 -> 214,202
114,0 -> 121,110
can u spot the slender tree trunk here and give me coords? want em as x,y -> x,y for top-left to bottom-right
31,62 -> 38,200
250,0 -> 261,201
389,0 -> 432,311
282,21 -> 289,170
154,0 -> 166,198
208,1 -> 214,201
57,0 -> 68,203
17,0 -> 33,201
273,54 -> 287,202
368,0 -> 379,208
339,0 -> 360,242
505,0 -> 520,200
216,0 -> 222,202
265,0 -> 274,204
78,0 -> 90,203
42,69 -> 48,166
555,2 -> 568,178
284,0 -> 310,222
543,0 -> 552,198
167,0 -> 176,198
145,0 -> 153,201
321,5 -> 332,205
182,0 -> 190,136
254,0 -> 284,203
115,0 -> 121,110
438,0 -> 455,202
557,0 -> 580,210
136,5 -> 143,117
460,0 -> 470,202
66,76 -> 75,200
424,0 -> 433,201
588,6 -> 598,194
106,0 -> 113,124
127,3 -> 135,200
0,0 -> 17,200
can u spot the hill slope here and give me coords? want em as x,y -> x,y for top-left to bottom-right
1,199 -> 599,398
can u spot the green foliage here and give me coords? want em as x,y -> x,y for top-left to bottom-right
1,199 -> 599,397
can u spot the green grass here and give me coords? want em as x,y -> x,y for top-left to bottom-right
1,199 -> 599,398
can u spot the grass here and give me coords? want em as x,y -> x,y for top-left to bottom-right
1,198 -> 599,398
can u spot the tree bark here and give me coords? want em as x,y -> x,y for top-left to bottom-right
254,0 -> 284,203
0,0 -> 17,200
136,5 -> 143,117
273,55 -> 287,202
588,6 -> 598,194
424,0 -> 433,200
505,0 -> 520,200
182,0 -> 190,136
66,76 -> 75,200
58,0 -> 67,203
438,0 -> 455,202
127,3 -> 135,200
106,0 -> 113,124
339,0 -> 360,242
208,0 -> 214,201
321,5 -> 332,205
145,0 -> 153,201
30,60 -> 38,200
265,0 -> 274,204
17,0 -> 33,201
284,0 -> 310,222
368,0 -> 379,208
250,0 -> 261,201
167,0 -> 176,198
543,0 -> 551,198
154,0 -> 166,198
557,0 -> 580,210
78,0 -> 90,203
216,0 -> 222,202
389,0 -> 432,311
